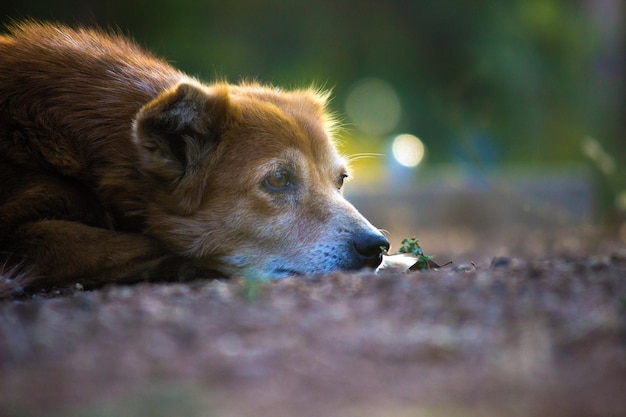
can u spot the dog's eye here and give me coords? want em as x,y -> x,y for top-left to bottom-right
264,171 -> 292,191
337,173 -> 348,189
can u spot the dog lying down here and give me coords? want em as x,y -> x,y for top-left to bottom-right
0,21 -> 390,296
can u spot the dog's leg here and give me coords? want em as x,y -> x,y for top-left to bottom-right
0,165 -> 183,295
5,220 -> 178,293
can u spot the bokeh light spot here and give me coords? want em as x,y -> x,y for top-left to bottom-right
392,134 -> 425,167
345,78 -> 401,136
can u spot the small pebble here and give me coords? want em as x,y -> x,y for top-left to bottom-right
588,255 -> 610,270
490,257 -> 511,269
453,263 -> 476,272
609,250 -> 626,263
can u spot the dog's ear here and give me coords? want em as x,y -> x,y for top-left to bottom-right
133,81 -> 230,182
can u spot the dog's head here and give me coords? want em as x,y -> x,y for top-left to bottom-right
133,80 -> 389,278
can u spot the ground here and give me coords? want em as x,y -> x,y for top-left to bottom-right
1,227 -> 625,417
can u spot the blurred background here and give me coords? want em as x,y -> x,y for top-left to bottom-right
1,0 -> 624,260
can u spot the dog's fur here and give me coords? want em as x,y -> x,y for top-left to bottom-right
0,21 -> 389,296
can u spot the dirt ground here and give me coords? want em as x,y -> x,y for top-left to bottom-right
1,227 -> 625,417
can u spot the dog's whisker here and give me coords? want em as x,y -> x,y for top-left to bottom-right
346,153 -> 383,163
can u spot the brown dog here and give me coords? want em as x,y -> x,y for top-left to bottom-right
0,21 -> 389,296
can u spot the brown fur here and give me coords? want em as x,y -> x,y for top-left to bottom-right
0,21 -> 388,296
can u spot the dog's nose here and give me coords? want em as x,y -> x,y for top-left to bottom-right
352,231 -> 390,268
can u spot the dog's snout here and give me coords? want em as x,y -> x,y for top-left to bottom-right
352,231 -> 390,268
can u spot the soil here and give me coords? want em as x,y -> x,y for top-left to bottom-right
1,228 -> 626,417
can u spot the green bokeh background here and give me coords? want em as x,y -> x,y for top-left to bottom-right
1,0 -> 624,225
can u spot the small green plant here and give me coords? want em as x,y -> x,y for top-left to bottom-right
241,267 -> 270,301
398,237 -> 435,271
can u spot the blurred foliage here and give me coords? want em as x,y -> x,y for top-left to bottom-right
0,0 -> 623,168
